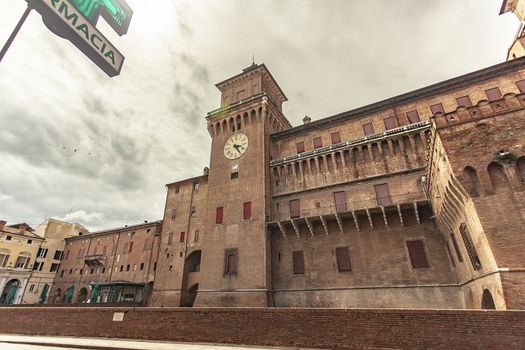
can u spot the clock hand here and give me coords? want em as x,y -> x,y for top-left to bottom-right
233,144 -> 242,153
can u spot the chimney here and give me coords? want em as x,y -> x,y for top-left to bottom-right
0,220 -> 5,231
303,115 -> 311,124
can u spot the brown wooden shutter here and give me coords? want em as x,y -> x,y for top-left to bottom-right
167,232 -> 173,245
456,96 -> 472,108
313,137 -> 323,149
383,116 -> 397,130
128,242 -> 133,253
227,253 -> 236,274
292,251 -> 305,274
406,240 -> 430,268
485,87 -> 502,101
430,103 -> 445,115
179,232 -> 185,243
331,132 -> 341,145
194,230 -> 199,242
333,191 -> 347,213
363,123 -> 375,136
374,183 -> 392,206
243,202 -> 251,220
406,110 -> 420,124
289,199 -> 300,218
216,207 -> 223,224
335,247 -> 351,272
516,79 -> 525,93
296,141 -> 305,153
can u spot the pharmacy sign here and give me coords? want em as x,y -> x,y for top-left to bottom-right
28,0 -> 133,77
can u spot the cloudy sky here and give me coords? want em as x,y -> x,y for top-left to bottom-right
0,0 -> 517,231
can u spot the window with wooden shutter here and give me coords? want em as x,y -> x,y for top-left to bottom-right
383,116 -> 397,130
243,202 -> 252,220
516,79 -> 525,93
363,123 -> 374,136
313,137 -> 323,149
374,183 -> 392,206
459,224 -> 482,270
430,103 -> 445,115
289,199 -> 300,219
331,132 -> 341,145
179,232 -> 185,243
296,142 -> 305,153
335,247 -> 351,272
456,96 -> 473,108
167,232 -> 173,245
216,207 -> 223,224
406,110 -> 420,124
485,87 -> 502,101
194,230 -> 199,243
333,191 -> 347,213
128,242 -> 133,253
224,249 -> 237,275
406,240 -> 430,268
292,251 -> 305,274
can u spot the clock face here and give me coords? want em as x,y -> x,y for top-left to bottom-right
224,133 -> 249,160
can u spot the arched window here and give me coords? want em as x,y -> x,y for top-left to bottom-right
488,162 -> 511,193
186,250 -> 201,272
481,289 -> 496,309
516,156 -> 525,184
236,115 -> 241,131
462,166 -> 481,197
229,117 -> 235,132
76,287 -> 88,303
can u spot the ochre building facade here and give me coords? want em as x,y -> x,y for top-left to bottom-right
149,3 -> 525,309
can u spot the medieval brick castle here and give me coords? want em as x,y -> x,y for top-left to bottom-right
9,0 -> 523,310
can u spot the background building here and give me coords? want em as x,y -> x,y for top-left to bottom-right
50,221 -> 161,304
0,221 -> 43,305
21,219 -> 87,304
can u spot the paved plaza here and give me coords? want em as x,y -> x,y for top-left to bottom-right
0,334 -> 304,350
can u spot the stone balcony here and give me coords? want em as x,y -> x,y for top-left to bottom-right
84,255 -> 106,267
267,191 -> 431,239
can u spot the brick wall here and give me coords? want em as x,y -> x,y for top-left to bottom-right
0,307 -> 523,349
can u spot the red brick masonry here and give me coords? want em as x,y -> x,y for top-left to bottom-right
0,307 -> 523,349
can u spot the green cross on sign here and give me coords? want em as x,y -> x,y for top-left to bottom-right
69,0 -> 132,36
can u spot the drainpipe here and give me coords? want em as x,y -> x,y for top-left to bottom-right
108,232 -> 121,283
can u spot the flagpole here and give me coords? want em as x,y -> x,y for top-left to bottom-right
0,5 -> 32,63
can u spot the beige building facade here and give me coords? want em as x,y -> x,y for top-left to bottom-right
21,219 -> 87,304
0,221 -> 43,305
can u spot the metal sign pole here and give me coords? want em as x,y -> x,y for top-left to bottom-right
0,5 -> 32,63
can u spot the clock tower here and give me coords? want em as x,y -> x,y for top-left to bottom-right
194,63 -> 290,306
